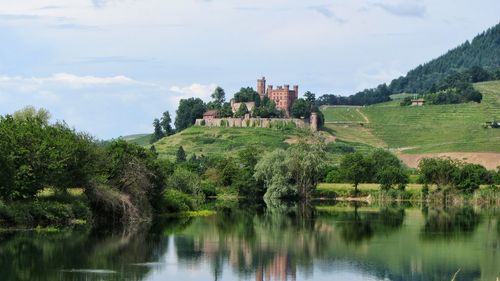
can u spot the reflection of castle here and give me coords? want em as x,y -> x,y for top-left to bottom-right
257,77 -> 298,117
255,253 -> 296,281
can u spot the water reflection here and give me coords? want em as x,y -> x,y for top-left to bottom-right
0,202 -> 498,281
421,206 -> 482,239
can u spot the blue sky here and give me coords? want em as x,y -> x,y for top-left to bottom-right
0,0 -> 498,139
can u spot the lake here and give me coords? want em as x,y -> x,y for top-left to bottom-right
0,201 -> 498,281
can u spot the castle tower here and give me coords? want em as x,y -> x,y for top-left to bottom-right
293,85 -> 299,98
257,77 -> 266,99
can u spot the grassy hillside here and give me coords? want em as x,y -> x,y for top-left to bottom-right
322,80 -> 500,154
153,126 -> 300,159
121,134 -> 151,146
322,106 -> 367,123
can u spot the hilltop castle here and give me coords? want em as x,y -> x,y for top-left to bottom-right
257,77 -> 298,117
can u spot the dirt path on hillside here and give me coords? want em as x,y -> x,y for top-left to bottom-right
398,152 -> 500,170
356,108 -> 370,123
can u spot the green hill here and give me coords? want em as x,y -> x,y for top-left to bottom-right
120,134 -> 151,146
322,80 -> 500,154
153,126 -> 300,159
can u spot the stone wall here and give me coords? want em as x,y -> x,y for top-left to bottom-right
195,116 -> 317,131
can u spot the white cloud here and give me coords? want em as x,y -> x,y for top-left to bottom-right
373,1 -> 426,18
169,83 -> 217,101
1,73 -> 136,87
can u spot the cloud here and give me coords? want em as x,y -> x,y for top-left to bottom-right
308,6 -> 347,23
169,83 -> 217,101
0,73 -> 137,89
50,23 -> 99,30
373,1 -> 426,18
0,14 -> 41,21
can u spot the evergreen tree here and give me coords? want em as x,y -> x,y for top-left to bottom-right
234,103 -> 248,118
176,146 -> 186,163
160,111 -> 174,136
151,118 -> 165,144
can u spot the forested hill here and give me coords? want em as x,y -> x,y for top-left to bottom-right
389,22 -> 500,94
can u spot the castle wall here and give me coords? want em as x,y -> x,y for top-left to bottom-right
195,116 -> 317,131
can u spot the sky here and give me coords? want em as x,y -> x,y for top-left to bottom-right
0,0 -> 499,139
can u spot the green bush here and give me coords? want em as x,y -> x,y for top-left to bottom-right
0,199 -> 91,227
162,189 -> 196,213
200,180 -> 217,197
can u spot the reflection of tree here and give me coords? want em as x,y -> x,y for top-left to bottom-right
0,223 -> 163,281
421,206 -> 481,239
332,203 -> 405,244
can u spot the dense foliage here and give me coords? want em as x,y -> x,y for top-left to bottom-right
418,158 -> 494,193
291,92 -> 325,127
174,98 -> 206,131
254,139 -> 326,199
327,150 -> 409,194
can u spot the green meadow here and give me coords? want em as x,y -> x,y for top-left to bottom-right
321,80 -> 500,154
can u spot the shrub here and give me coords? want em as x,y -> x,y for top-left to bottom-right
162,189 -> 196,213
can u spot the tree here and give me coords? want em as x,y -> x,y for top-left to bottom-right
376,166 -> 409,190
234,103 -> 248,118
175,98 -> 206,131
287,141 -> 327,198
291,99 -> 310,118
0,113 -> 98,200
339,152 -> 371,195
210,87 -> 226,108
160,111 -> 174,136
219,102 -> 233,118
254,138 -> 326,200
304,91 -> 316,103
253,97 -> 283,118
467,66 -> 492,82
233,87 -> 261,107
151,118 -> 165,143
418,158 -> 459,188
254,149 -> 294,199
13,106 -> 51,125
176,146 -> 186,163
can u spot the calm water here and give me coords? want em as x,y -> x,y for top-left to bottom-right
1,201 -> 499,281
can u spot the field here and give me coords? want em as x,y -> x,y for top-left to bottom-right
153,126 -> 301,159
321,80 -> 500,154
316,183 -> 423,197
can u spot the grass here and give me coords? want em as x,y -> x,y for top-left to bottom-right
153,126 -> 301,159
324,124 -> 386,148
321,80 -> 500,154
120,134 -> 152,146
316,183 -> 423,197
322,106 -> 367,123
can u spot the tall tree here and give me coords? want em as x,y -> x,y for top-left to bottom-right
210,87 -> 226,108
151,118 -> 165,143
175,98 -> 206,131
160,111 -> 174,136
304,91 -> 316,103
339,152 -> 372,195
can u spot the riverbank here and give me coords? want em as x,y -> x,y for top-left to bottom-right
315,183 -> 500,204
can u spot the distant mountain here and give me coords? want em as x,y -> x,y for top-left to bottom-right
389,22 -> 500,93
